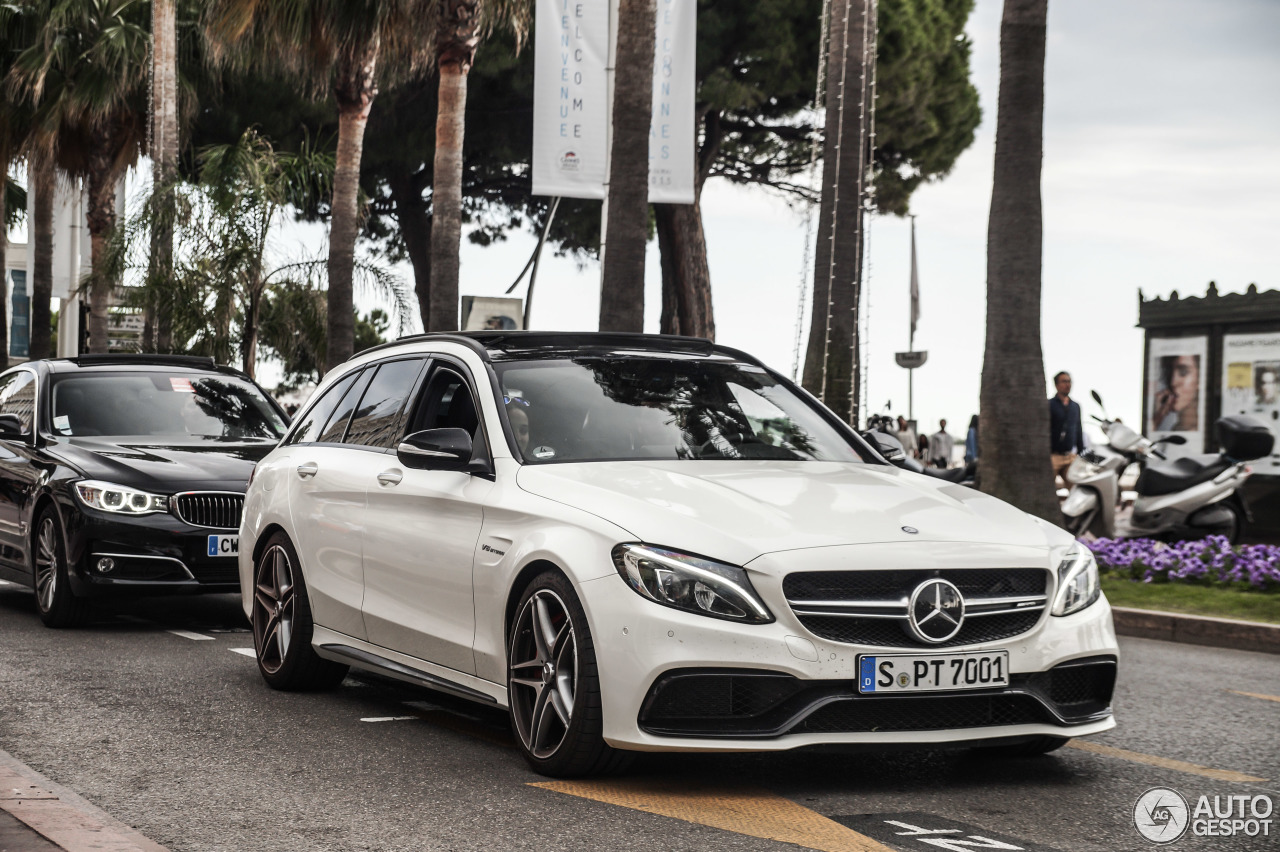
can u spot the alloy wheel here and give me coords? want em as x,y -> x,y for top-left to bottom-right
253,545 -> 296,674
509,590 -> 578,759
33,517 -> 58,612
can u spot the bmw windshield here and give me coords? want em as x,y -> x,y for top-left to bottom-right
494,356 -> 868,463
48,372 -> 287,440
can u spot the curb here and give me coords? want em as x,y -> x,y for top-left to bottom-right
1111,607 -> 1280,655
0,749 -> 169,852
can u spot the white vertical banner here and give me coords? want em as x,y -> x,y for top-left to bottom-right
647,0 -> 696,203
532,0 -> 609,199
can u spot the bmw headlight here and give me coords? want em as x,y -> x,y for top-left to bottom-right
611,544 -> 773,624
74,480 -> 169,515
1052,546 -> 1101,616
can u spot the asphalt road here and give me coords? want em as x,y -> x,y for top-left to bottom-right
1,582 -> 1277,852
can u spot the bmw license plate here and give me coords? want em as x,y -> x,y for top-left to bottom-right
857,650 -> 1009,694
207,535 -> 239,558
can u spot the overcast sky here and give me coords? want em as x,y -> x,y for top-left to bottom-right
8,0 -> 1277,435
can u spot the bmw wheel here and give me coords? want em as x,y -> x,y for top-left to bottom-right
33,507 -> 89,628
507,571 -> 629,777
251,532 -> 348,690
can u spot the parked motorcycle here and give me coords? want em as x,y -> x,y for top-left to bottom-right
1061,391 -> 1274,542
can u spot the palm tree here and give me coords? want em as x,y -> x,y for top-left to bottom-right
8,0 -> 150,355
149,0 -> 179,353
1,2 -> 39,369
977,0 -> 1058,520
204,0 -> 437,370
598,0 -> 656,333
425,0 -> 529,332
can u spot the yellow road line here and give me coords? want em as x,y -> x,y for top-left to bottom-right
1067,740 -> 1267,783
1227,690 -> 1280,704
531,778 -> 892,852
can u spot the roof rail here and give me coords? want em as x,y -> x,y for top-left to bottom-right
348,331 -> 727,363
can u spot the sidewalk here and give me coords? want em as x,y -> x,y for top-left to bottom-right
0,751 -> 167,852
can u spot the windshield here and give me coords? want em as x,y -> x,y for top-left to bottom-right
494,357 -> 866,463
49,372 -> 287,440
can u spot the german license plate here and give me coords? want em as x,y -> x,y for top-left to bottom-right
207,535 -> 239,558
857,650 -> 1009,694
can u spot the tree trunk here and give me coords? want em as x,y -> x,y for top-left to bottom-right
599,0 -> 657,333
977,0 -> 1058,521
655,201 -> 713,338
389,169 -> 432,331
801,0 -> 873,425
241,287 -> 260,379
151,0 -> 179,354
429,1 -> 481,333
85,156 -> 119,355
28,159 -> 54,360
0,151 -> 8,371
328,36 -> 381,371
428,62 -> 468,331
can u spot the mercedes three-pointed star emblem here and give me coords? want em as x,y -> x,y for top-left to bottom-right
907,579 -> 965,643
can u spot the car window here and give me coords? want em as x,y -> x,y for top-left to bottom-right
408,367 -> 482,441
0,371 -> 35,434
345,358 -> 428,449
285,371 -> 361,446
49,372 -> 285,440
317,368 -> 375,444
492,357 -> 866,463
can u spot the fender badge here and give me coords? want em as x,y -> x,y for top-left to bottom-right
901,526 -> 919,535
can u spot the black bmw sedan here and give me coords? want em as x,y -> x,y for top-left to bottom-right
0,354 -> 288,627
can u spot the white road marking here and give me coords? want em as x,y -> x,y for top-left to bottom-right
361,716 -> 417,723
229,648 -> 256,658
167,629 -> 214,641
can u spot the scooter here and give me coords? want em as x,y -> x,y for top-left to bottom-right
1061,391 -> 1274,542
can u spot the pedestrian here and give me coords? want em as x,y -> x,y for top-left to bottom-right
918,433 -> 930,462
928,419 -> 954,468
1050,371 -> 1086,483
965,415 -> 979,464
896,415 -> 918,459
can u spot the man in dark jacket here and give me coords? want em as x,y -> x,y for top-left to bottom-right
1050,371 -> 1085,484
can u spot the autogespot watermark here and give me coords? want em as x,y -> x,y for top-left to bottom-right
1134,786 -> 1274,843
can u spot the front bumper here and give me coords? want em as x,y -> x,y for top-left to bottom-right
63,504 -> 241,597
579,567 -> 1119,752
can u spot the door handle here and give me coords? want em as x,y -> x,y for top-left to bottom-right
296,463 -> 318,479
377,470 -> 403,487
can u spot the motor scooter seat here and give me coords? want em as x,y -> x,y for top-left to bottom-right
1135,455 -> 1232,497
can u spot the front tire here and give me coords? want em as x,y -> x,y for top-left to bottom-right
507,571 -> 630,777
251,532 -> 348,691
33,508 -> 89,628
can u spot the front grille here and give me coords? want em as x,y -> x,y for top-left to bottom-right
793,694 -> 1052,734
784,568 -> 1050,648
173,493 -> 244,530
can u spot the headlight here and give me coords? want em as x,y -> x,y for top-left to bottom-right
611,544 -> 773,624
74,480 -> 169,515
1052,546 -> 1101,616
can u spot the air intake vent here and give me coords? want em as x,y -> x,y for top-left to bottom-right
174,493 -> 244,530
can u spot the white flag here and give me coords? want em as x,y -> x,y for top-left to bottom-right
532,0 -> 610,199
648,0 -> 696,203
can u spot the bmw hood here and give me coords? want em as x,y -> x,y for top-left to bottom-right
45,437 -> 277,493
516,460 -> 1059,567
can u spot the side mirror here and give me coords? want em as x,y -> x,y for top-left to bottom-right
1091,389 -> 1103,406
397,428 -> 474,471
1164,435 -> 1187,446
0,414 -> 24,439
865,430 -> 906,463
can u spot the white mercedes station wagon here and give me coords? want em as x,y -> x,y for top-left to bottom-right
240,332 -> 1118,776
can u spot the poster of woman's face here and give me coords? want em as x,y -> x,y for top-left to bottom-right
1151,354 -> 1201,433
1257,362 -> 1280,406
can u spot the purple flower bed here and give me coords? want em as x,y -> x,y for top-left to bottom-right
1084,537 -> 1280,591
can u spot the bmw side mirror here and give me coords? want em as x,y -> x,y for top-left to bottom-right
397,428 -> 474,472
0,414 -> 24,440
